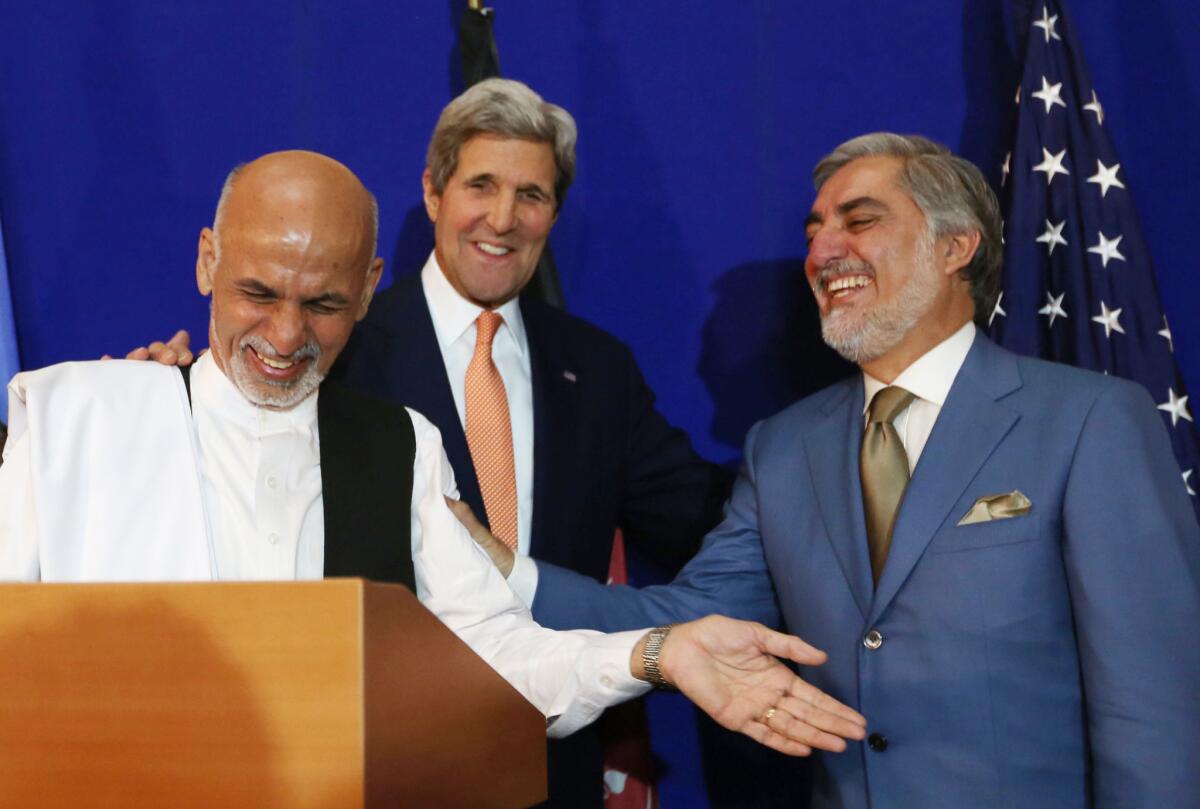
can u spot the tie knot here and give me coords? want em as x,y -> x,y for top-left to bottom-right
475,311 -> 503,347
868,386 -> 915,425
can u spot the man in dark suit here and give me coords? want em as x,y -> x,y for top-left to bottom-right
332,78 -> 730,807
479,133 -> 1200,808
142,79 -> 730,806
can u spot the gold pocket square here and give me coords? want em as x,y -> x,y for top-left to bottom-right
957,490 -> 1032,526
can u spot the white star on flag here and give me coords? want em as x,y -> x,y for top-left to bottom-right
1087,231 -> 1126,267
1001,152 -> 1011,186
1014,85 -> 1022,105
1033,6 -> 1062,43
1033,147 -> 1070,185
989,291 -> 1006,326
1038,291 -> 1068,327
1159,316 -> 1174,352
1158,388 -> 1193,427
1087,160 -> 1125,198
1091,301 -> 1124,337
1032,76 -> 1067,114
1036,219 -> 1068,254
1083,90 -> 1104,125
1185,469 -> 1196,497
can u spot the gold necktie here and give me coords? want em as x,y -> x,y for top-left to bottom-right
464,311 -> 518,550
861,386 -> 916,584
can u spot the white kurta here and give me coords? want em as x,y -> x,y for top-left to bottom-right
0,357 -> 649,737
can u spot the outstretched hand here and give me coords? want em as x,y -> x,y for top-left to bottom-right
642,615 -> 867,757
104,329 -> 196,365
445,496 -> 515,578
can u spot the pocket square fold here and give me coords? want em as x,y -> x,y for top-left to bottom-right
957,490 -> 1032,526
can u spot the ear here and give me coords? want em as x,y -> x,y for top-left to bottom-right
422,169 -> 441,223
941,229 -> 982,277
356,257 -> 385,320
196,228 -> 217,295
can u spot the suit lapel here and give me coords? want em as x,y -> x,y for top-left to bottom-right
803,380 -> 873,619
520,297 -> 576,560
371,274 -> 485,518
868,334 -> 1022,623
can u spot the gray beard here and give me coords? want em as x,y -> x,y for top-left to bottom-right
818,235 -> 940,365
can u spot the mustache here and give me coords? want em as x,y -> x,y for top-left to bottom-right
814,259 -> 875,290
239,334 -> 321,361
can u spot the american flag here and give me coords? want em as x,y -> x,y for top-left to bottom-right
990,0 -> 1200,522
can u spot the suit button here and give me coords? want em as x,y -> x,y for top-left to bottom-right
868,733 -> 888,752
863,629 -> 884,650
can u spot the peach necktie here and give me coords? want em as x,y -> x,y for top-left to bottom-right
465,311 -> 518,550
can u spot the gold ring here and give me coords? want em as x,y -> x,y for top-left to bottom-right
760,706 -> 777,724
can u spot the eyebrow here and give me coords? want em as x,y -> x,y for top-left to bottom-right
236,279 -> 350,307
805,196 -> 891,229
305,291 -> 351,307
236,279 -> 278,296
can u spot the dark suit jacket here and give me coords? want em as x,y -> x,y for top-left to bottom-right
331,270 -> 731,807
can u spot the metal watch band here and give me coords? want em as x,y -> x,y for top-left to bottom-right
641,623 -> 678,690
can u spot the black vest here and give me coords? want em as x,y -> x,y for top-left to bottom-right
181,367 -> 416,591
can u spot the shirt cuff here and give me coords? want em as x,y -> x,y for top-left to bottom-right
544,628 -> 653,738
505,552 -> 539,608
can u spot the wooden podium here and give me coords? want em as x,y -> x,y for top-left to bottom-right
0,580 -> 547,808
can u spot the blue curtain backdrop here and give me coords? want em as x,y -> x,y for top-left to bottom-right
1,2 -> 1196,804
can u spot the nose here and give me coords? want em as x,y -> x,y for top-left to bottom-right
806,224 -> 848,269
264,304 -> 308,356
486,189 -> 518,234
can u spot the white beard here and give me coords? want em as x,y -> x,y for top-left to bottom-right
210,315 -> 324,410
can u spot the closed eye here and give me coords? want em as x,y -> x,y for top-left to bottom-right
304,294 -> 350,315
236,281 -> 279,302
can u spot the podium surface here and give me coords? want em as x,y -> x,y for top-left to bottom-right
0,579 -> 546,808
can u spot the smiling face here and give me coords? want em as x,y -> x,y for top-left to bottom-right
196,151 -> 383,410
803,155 -> 977,378
423,133 -> 558,309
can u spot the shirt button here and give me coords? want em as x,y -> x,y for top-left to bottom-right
863,629 -> 884,650
266,475 -> 278,489
600,675 -> 614,688
868,733 -> 889,752
267,532 -> 280,545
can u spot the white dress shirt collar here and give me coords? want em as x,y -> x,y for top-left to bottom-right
421,251 -> 527,357
863,321 -> 976,414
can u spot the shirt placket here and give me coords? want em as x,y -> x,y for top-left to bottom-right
255,414 -> 295,579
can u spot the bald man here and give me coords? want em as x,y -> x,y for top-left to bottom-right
0,150 -> 867,757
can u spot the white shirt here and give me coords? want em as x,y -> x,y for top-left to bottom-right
862,321 -> 976,472
421,253 -> 539,600
0,356 -> 649,737
192,351 -> 325,579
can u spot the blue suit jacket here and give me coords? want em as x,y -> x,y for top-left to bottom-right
331,270 -> 731,807
536,332 -> 1200,809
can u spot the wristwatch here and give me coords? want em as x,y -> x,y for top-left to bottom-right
641,624 -> 678,690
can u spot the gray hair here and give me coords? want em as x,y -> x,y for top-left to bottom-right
426,78 -> 577,211
813,133 -> 1003,320
211,163 -> 380,268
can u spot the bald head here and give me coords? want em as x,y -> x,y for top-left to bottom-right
212,150 -> 379,272
196,150 -> 384,410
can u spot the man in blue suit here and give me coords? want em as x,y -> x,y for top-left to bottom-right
500,133 -> 1200,808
